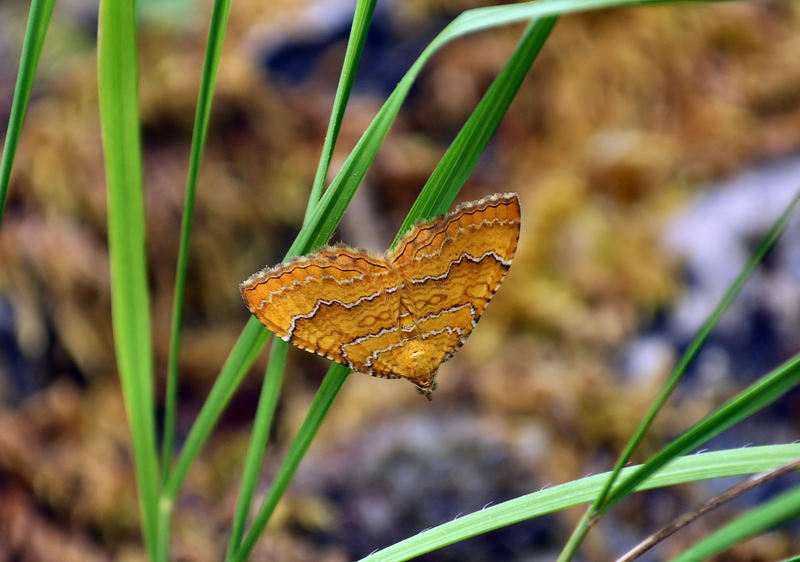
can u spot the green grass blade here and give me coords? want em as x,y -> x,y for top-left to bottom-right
0,0 -> 56,227
231,364 -> 350,562
226,340 -> 288,555
673,481 -> 800,562
159,321 -> 270,554
431,0 -> 721,37
97,0 -> 160,558
359,445 -> 800,562
162,0 -> 234,484
559,189 -> 800,561
304,0 -> 378,220
163,320 -> 270,501
602,353 -> 800,513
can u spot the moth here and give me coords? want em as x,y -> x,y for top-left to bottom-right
241,192 -> 520,395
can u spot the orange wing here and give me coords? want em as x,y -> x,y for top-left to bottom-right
389,191 -> 520,332
241,247 -> 401,368
371,193 -> 521,389
241,193 -> 521,393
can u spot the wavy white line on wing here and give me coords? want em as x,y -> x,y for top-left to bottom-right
283,288 -> 397,339
408,250 -> 511,284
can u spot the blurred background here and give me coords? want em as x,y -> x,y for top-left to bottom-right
1,0 -> 800,560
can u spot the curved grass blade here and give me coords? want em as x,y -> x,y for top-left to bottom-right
0,0 -> 56,227
359,445 -> 800,562
97,0 -> 160,557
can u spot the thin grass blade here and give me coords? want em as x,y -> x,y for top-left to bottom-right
226,340 -> 288,555
304,0 -> 378,219
228,12 -> 554,555
97,0 -> 160,557
164,319 -> 270,500
230,364 -> 350,562
0,0 -> 56,227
